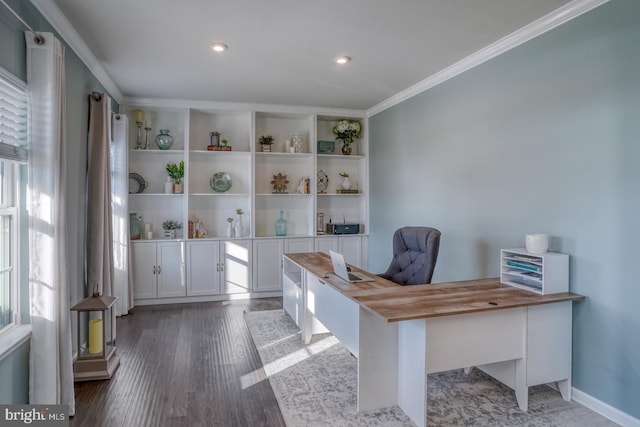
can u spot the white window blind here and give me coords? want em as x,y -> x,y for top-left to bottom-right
0,68 -> 28,163
0,67 -> 23,333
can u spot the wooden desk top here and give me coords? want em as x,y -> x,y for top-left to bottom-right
284,252 -> 401,292
346,278 -> 585,322
284,252 -> 585,323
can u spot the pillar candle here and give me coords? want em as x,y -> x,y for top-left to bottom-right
144,223 -> 152,233
88,318 -> 103,354
135,110 -> 143,123
147,231 -> 153,240
145,120 -> 152,129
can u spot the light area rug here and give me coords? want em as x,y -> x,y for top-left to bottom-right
244,309 -> 617,427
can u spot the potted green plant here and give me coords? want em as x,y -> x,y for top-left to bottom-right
259,135 -> 275,152
166,161 -> 184,193
339,172 -> 352,190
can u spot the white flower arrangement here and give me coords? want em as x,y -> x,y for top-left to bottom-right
332,119 -> 361,147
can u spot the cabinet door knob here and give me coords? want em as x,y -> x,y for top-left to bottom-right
220,263 -> 224,272
153,266 -> 156,275
157,265 -> 161,275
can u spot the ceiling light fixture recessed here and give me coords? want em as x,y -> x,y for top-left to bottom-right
335,56 -> 351,65
211,43 -> 228,53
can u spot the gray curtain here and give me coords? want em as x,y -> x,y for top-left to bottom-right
87,94 -> 114,300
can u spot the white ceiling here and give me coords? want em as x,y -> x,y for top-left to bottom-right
43,0 -> 580,111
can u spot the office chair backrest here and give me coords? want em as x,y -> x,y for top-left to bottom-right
379,226 -> 441,285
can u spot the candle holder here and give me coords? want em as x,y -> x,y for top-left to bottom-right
144,126 -> 151,149
70,290 -> 120,381
317,213 -> 325,235
135,121 -> 143,149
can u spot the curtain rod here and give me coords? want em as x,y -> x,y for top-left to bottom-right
0,0 -> 45,44
92,92 -> 121,119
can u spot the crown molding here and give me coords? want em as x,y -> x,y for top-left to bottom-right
121,96 -> 367,118
367,0 -> 609,117
30,0 -> 124,103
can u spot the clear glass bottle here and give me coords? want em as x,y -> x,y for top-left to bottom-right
129,213 -> 141,240
275,210 -> 287,236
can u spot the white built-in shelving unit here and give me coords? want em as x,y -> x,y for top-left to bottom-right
122,101 -> 368,305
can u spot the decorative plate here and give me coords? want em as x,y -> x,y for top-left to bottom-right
210,172 -> 232,192
317,170 -> 329,193
129,173 -> 147,194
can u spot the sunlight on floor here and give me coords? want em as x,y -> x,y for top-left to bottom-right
258,331 -> 302,351
240,335 -> 339,389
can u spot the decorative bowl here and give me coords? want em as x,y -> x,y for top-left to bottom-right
210,172 -> 232,193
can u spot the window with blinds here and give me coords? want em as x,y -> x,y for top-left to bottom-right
0,70 -> 28,163
0,68 -> 26,333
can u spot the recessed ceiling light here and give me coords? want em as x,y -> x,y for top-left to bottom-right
335,56 -> 351,65
211,43 -> 228,53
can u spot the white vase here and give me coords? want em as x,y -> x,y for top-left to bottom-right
341,177 -> 352,190
227,222 -> 235,238
235,215 -> 244,237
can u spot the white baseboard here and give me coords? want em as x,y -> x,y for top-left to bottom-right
572,387 -> 640,427
133,291 -> 282,307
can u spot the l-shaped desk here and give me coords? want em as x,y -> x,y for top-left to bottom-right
282,252 -> 585,427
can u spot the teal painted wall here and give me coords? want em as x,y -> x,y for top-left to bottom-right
0,341 -> 30,403
369,0 -> 639,418
0,0 -> 116,403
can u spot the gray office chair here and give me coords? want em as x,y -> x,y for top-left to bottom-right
378,226 -> 441,285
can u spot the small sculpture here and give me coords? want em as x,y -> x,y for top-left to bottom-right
271,173 -> 289,193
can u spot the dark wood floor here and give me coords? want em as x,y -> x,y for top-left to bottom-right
70,298 -> 285,427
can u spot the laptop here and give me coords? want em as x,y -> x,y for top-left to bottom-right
329,250 -> 375,282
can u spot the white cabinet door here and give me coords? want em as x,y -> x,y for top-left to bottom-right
223,239 -> 252,294
253,239 -> 284,292
187,241 -> 221,296
339,236 -> 362,268
315,236 -> 361,267
157,242 -> 186,298
315,236 -> 338,254
285,237 -> 314,254
131,242 -> 157,299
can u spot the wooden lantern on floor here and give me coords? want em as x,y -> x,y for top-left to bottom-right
70,293 -> 120,381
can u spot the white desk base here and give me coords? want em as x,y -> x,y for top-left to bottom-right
291,268 -> 573,427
